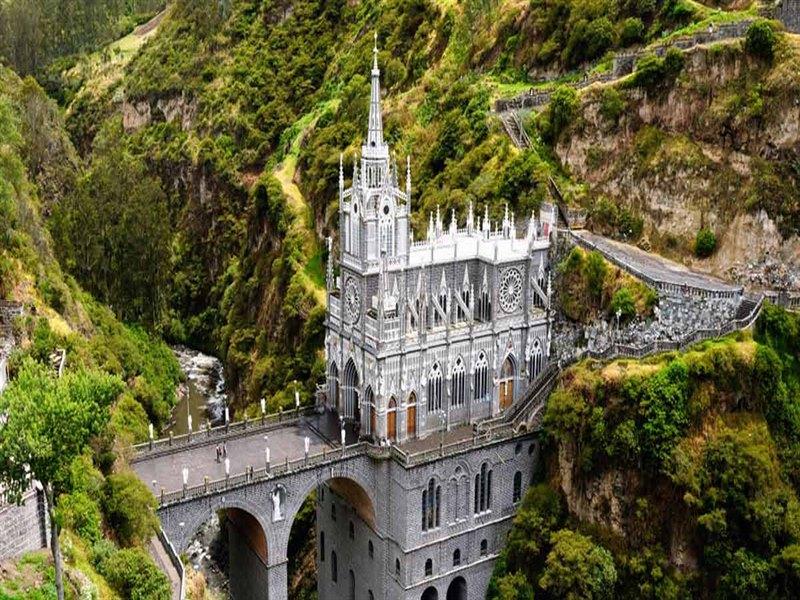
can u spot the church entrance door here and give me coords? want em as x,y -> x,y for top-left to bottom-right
407,394 -> 417,438
500,355 -> 516,410
387,398 -> 397,441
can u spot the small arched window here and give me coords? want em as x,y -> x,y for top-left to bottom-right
349,521 -> 355,540
332,551 -> 338,582
349,569 -> 355,600
453,548 -> 461,566
368,540 -> 374,559
451,357 -> 466,408
425,558 -> 433,577
427,363 -> 443,411
320,531 -> 325,561
480,539 -> 488,556
369,592 -> 374,600
473,352 -> 489,401
513,471 -> 523,503
395,558 -> 401,578
474,462 -> 493,514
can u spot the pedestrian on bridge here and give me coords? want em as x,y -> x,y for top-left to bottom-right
215,444 -> 221,463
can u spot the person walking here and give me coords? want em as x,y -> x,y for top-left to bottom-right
215,444 -> 221,463
222,442 -> 228,459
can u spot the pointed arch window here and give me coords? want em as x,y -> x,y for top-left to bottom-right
474,462 -> 493,514
422,477 -> 441,531
477,270 -> 491,322
528,339 -> 544,382
379,208 -> 395,256
451,357 -> 466,408
427,363 -> 443,412
473,352 -> 489,401
513,471 -> 523,503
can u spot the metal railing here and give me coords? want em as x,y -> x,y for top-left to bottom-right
157,529 -> 185,600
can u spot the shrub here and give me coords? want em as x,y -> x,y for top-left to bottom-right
100,547 -> 171,600
540,530 -> 617,599
599,88 -> 625,124
610,287 -> 636,321
586,18 -> 615,61
746,20 -> 777,61
102,471 -> 159,547
630,53 -> 666,88
694,227 -> 717,257
56,491 -> 103,542
619,17 -> 645,46
544,86 -> 579,143
663,47 -> 685,76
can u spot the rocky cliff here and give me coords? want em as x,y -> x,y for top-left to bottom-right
557,38 -> 800,290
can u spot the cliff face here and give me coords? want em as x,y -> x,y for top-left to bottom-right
557,40 -> 800,289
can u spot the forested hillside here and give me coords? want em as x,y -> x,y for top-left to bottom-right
46,0 -> 794,414
0,64 -> 184,599
488,304 -> 800,599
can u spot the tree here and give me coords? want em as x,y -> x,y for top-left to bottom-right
745,20 -> 777,62
619,18 -> 645,46
584,251 -> 608,307
694,227 -> 716,258
0,359 -> 123,600
610,287 -> 636,321
539,529 -> 618,599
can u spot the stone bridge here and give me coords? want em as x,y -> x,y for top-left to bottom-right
132,406 -> 544,600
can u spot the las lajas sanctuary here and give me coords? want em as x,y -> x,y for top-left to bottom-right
315,38 -> 555,600
323,43 -> 554,444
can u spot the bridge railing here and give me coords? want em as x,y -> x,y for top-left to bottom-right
133,406 -> 318,462
157,442 -> 370,506
568,230 -> 743,299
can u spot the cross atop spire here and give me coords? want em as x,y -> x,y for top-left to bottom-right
365,32 -> 386,155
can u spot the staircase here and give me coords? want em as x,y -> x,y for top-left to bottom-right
499,111 -> 531,149
734,296 -> 760,321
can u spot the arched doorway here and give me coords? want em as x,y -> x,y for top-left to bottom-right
421,586 -> 439,600
407,392 -> 417,438
446,576 -> 467,600
343,359 -> 360,421
500,354 -> 516,409
387,397 -> 397,441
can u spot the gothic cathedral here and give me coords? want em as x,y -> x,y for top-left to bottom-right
323,40 -> 555,443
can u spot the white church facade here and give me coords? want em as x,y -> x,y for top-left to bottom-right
322,41 -> 555,443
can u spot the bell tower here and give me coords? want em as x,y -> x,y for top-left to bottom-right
339,34 -> 410,267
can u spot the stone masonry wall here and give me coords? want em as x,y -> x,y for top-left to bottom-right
0,487 -> 49,561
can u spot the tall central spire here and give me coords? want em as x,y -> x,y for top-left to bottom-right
366,32 -> 386,153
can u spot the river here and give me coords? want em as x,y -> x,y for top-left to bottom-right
168,346 -> 227,436
168,346 -> 231,596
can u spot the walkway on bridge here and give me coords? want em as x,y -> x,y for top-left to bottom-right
571,230 -> 742,296
133,414 -> 337,498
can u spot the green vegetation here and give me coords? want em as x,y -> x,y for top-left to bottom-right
557,247 -> 657,322
0,0 -> 164,77
491,305 -> 800,597
745,19 -> 777,62
0,359 -> 123,599
694,227 -> 717,257
94,546 -> 170,600
629,47 -> 685,89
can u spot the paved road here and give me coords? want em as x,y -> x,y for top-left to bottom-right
574,231 -> 741,293
134,421 -> 335,495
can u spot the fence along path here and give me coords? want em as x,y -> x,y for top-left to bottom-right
494,20 -> 753,114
